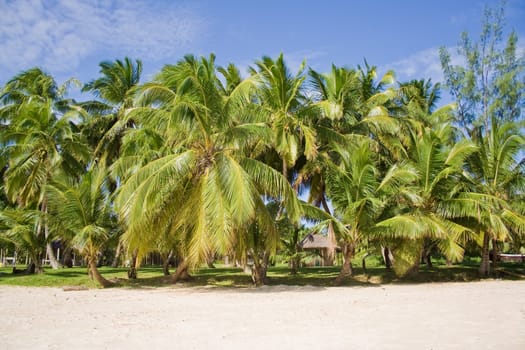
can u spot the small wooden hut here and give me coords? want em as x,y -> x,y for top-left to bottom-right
300,232 -> 338,266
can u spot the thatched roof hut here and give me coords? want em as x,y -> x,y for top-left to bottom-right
300,233 -> 335,249
300,233 -> 339,266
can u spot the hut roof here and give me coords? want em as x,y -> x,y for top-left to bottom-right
300,233 -> 335,249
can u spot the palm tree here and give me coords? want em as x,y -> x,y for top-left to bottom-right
47,167 -> 115,287
398,79 -> 441,114
81,57 -> 142,167
115,55 -> 300,285
79,58 -> 143,273
0,67 -> 73,106
325,139 -> 417,284
299,64 -> 399,266
376,121 -> 477,276
1,68 -> 89,269
0,207 -> 45,273
465,118 -> 525,276
279,221 -> 308,275
250,54 -> 317,182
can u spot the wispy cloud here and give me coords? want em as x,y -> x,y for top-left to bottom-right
385,34 -> 525,84
383,48 -> 446,83
0,0 -> 204,78
381,46 -> 468,84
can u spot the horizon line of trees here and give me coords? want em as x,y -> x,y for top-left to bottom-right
1,5 -> 524,287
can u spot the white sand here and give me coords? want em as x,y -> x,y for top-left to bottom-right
1,281 -> 524,349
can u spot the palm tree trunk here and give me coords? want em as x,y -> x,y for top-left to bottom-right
45,242 -> 61,269
31,253 -> 44,274
88,257 -> 113,288
479,231 -> 491,277
172,259 -> 190,283
127,250 -> 138,279
41,201 -> 61,269
111,241 -> 123,268
63,247 -> 73,268
275,158 -> 289,220
382,246 -> 392,269
289,258 -> 298,275
282,158 -> 288,182
161,250 -> 173,276
492,238 -> 499,275
251,251 -> 269,286
362,252 -> 370,274
335,243 -> 354,285
423,239 -> 433,268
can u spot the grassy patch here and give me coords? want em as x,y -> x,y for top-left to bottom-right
1,260 -> 524,289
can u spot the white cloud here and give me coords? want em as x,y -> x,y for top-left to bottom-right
382,47 -> 449,83
385,35 -> 525,84
0,0 -> 204,78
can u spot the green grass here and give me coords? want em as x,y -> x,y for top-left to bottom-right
1,260 -> 524,289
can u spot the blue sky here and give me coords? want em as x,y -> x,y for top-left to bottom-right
1,0 -> 524,96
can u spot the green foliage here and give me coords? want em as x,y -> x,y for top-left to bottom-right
440,3 -> 524,129
440,2 -> 525,275
0,3 -> 523,285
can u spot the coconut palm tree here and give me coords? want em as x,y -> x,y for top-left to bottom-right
250,54 -> 317,182
0,69 -> 90,269
81,57 -> 142,167
0,207 -> 45,273
296,64 -> 399,266
78,58 -> 143,273
464,118 -> 525,276
47,167 -> 115,287
115,55 -> 300,285
325,139 -> 417,284
398,79 -> 441,114
375,121 -> 477,276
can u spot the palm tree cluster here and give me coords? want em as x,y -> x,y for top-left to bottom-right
0,49 -> 523,287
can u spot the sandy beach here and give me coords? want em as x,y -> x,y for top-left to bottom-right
1,280 -> 524,349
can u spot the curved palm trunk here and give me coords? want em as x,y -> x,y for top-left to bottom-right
111,241 -> 123,268
335,242 -> 354,285
172,259 -> 191,283
324,223 -> 336,266
45,242 -> 61,269
88,257 -> 112,288
161,250 -> 173,276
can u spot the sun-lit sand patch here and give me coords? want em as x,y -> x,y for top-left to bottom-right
1,281 -> 524,349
